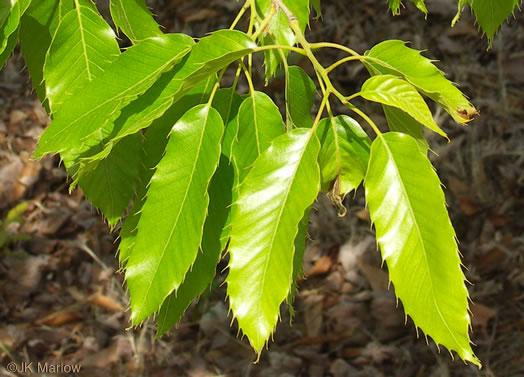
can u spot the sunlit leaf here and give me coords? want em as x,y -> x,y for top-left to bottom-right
364,132 -> 480,367
34,33 -> 194,161
360,74 -> 446,138
364,40 -> 475,123
156,155 -> 234,336
126,104 -> 223,325
118,79 -> 214,266
110,0 -> 162,44
74,30 -> 255,173
44,0 -> 120,112
19,0 -> 72,105
227,128 -> 320,354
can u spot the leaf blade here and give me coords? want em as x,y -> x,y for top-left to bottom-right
44,0 -> 120,112
125,104 -> 224,325
360,74 -> 446,138
34,33 -> 194,161
110,0 -> 162,43
364,132 -> 479,367
227,128 -> 320,354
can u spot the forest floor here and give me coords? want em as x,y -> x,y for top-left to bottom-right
0,1 -> 523,376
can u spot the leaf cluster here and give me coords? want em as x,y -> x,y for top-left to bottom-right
1,0 -> 519,367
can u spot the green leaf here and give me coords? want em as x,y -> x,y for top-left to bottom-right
364,40 -> 475,124
311,0 -> 321,18
44,0 -> 120,112
19,0 -> 72,105
0,0 -> 31,55
286,65 -> 317,128
110,0 -> 162,44
33,33 -> 194,161
388,0 -> 427,15
212,88 -> 244,160
255,0 -> 310,80
74,30 -> 256,172
156,155 -> 234,336
364,132 -> 480,367
126,104 -> 224,325
360,74 -> 446,138
76,133 -> 142,226
383,105 -> 429,154
227,128 -> 320,354
287,206 -> 311,318
118,80 -> 214,266
0,25 -> 19,69
233,91 -> 285,184
316,115 -> 371,195
453,0 -> 519,45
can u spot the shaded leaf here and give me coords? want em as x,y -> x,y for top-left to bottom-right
118,79 -> 214,266
364,40 -> 474,123
44,0 -> 120,112
364,132 -> 480,367
212,87 -> 244,159
157,155 -> 234,335
110,0 -> 162,44
286,65 -> 317,128
316,115 -> 371,194
20,0 -> 72,105
0,0 -> 31,55
232,91 -> 285,184
227,128 -> 320,354
389,0 -> 427,16
453,0 -> 519,45
34,33 -> 194,161
77,133 -> 142,226
126,105 -> 223,325
360,74 -> 446,138
0,26 -> 19,69
383,105 -> 429,154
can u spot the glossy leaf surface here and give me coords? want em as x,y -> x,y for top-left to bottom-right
34,33 -> 194,161
227,128 -> 320,354
44,0 -> 120,112
157,156 -> 234,335
364,132 -> 479,367
316,115 -> 371,194
126,105 -> 223,325
360,74 -> 446,138
364,40 -> 474,123
118,80 -> 214,265
20,0 -> 72,104
110,0 -> 162,43
76,30 -> 255,170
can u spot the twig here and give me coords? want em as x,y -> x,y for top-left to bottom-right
272,0 -> 296,22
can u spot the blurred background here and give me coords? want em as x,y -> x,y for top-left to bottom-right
0,0 -> 523,376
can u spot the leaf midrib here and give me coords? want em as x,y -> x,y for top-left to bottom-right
380,135 -> 462,348
133,106 -> 211,323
